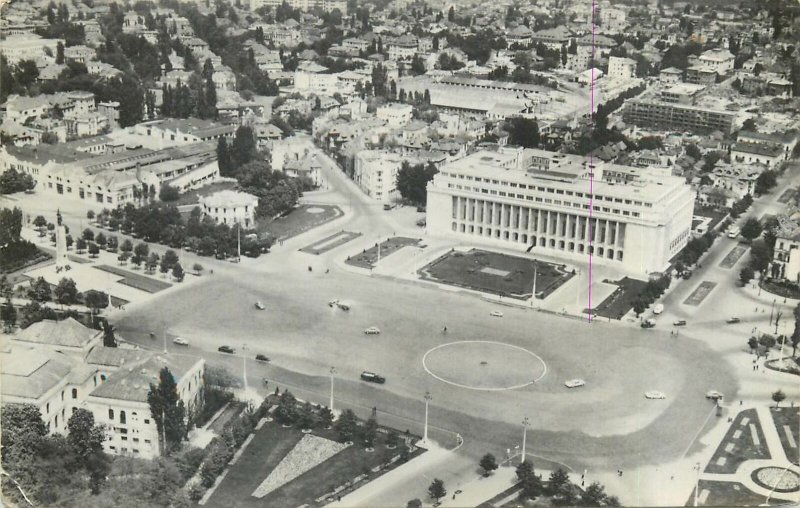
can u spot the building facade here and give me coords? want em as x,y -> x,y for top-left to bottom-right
199,190 -> 259,227
622,99 -> 735,133
426,147 -> 695,275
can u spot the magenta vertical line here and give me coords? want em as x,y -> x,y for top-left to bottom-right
587,0 -> 597,322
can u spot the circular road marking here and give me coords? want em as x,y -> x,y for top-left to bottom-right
422,340 -> 547,391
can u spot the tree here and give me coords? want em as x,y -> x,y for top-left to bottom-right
407,499 -> 422,508
102,320 -> 117,347
792,302 -> 800,357
231,126 -> 257,170
82,228 -> 95,241
363,417 -> 378,447
54,277 -> 78,305
548,468 -> 570,495
106,235 -> 118,252
162,249 -> 179,270
67,408 -> 109,495
2,296 -> 17,331
396,162 -> 438,206
159,183 -> 180,202
772,389 -> 786,407
33,215 -> 48,236
217,138 -> 233,176
506,117 -> 540,148
147,367 -> 187,454
172,262 -> 185,282
84,290 -> 109,317
740,217 -> 763,241
428,478 -> 446,502
56,41 -> 65,64
685,143 -> 702,160
95,232 -> 106,249
193,263 -> 204,275
748,336 -> 759,351
1,404 -> 47,453
582,482 -> 608,506
335,409 -> 359,442
755,170 -> 777,195
28,276 -> 52,302
479,453 -> 498,476
740,266 -> 754,285
88,242 -> 100,258
120,239 -> 133,255
133,242 -> 149,267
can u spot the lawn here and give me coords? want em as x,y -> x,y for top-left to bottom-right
770,407 -> 799,465
418,249 -> 573,300
300,231 -> 362,255
686,480 -> 785,506
172,181 -> 237,206
206,421 -> 424,507
760,279 -> 800,299
258,205 -> 343,242
346,237 -> 421,269
693,205 -> 729,232
94,265 -> 172,293
705,409 -> 771,475
590,277 -> 647,320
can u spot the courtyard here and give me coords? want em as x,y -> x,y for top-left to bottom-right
417,249 -> 574,300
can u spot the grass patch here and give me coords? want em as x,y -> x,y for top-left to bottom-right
346,237 -> 421,269
418,249 -> 573,300
770,407 -> 799,465
685,480 -> 785,506
705,409 -> 770,474
93,265 -> 172,293
0,242 -> 50,274
258,205 -> 342,242
209,422 -> 423,507
693,205 -> 729,232
590,277 -> 647,320
300,230 -> 362,255
760,279 -> 800,299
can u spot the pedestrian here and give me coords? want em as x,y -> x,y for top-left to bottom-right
452,494 -> 456,500
740,400 -> 743,406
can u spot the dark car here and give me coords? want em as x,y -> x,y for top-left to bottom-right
218,345 -> 235,354
673,320 -> 687,326
726,317 -> 741,324
360,371 -> 386,384
255,354 -> 270,362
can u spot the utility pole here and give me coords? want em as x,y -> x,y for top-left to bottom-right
163,328 -> 167,353
329,366 -> 336,411
521,416 -> 530,464
769,299 -> 776,325
693,462 -> 700,507
423,391 -> 432,444
242,343 -> 248,394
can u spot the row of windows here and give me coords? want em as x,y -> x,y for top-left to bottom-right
449,189 -> 643,218
440,173 -> 651,207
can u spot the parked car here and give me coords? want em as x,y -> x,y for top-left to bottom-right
360,371 -> 386,384
255,354 -> 270,362
727,226 -> 740,239
653,304 -> 664,315
564,379 -> 586,388
644,391 -> 666,400
364,326 -> 381,335
172,337 -> 189,346
706,390 -> 724,400
328,299 -> 339,307
490,310 -> 504,318
383,203 -> 395,211
254,301 -> 265,310
673,320 -> 687,326
337,302 -> 350,311
641,319 -> 656,328
726,317 -> 741,324
218,345 -> 235,354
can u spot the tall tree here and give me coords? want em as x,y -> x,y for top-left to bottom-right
428,478 -> 446,502
217,137 -> 233,176
53,277 -> 78,305
147,367 -> 187,454
102,320 -> 117,347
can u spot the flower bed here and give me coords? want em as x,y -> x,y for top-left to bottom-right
752,467 -> 800,493
251,434 -> 349,498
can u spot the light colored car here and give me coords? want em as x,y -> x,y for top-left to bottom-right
172,337 -> 189,346
490,310 -> 504,318
254,301 -> 265,310
328,299 -> 339,307
706,390 -> 724,400
564,379 -> 586,388
644,391 -> 666,400
364,326 -> 381,335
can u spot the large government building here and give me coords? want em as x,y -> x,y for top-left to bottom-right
426,147 -> 695,275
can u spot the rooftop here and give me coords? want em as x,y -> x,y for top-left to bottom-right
200,190 -> 259,208
14,318 -> 100,349
89,354 -> 203,403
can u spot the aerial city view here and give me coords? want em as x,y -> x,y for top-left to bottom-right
0,0 -> 798,506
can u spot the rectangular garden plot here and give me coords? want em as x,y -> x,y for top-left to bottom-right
94,265 -> 172,293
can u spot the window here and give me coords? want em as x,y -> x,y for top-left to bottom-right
109,409 -> 114,419
72,388 -> 78,399
120,411 -> 126,425
101,374 -> 106,381
46,403 -> 50,413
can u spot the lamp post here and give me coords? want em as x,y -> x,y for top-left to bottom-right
521,416 -> 530,464
329,367 -> 336,412
423,391 -> 432,444
242,343 -> 248,394
693,462 -> 701,507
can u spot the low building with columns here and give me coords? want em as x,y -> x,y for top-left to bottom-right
426,147 -> 695,276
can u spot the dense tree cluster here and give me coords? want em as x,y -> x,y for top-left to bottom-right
396,161 -> 438,206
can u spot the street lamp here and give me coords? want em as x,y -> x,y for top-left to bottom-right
693,462 -> 701,507
329,367 -> 336,412
242,343 -> 248,393
423,391 -> 432,444
521,416 -> 530,464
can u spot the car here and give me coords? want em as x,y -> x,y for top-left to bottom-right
644,391 -> 666,400
218,345 -> 235,354
364,326 -> 381,335
255,354 -> 270,362
641,319 -> 656,328
726,317 -> 741,324
337,302 -> 350,311
653,304 -> 664,315
328,299 -> 339,307
706,390 -> 724,401
360,371 -> 386,384
172,337 -> 189,346
564,379 -> 586,388
490,310 -> 504,318
673,320 -> 687,326
416,218 -> 427,227
254,301 -> 265,310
